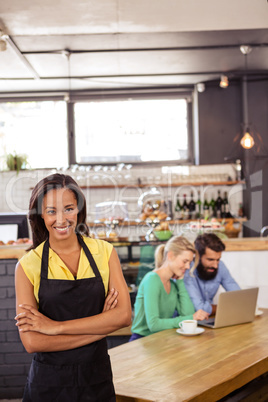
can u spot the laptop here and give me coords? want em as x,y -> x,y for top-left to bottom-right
198,287 -> 259,329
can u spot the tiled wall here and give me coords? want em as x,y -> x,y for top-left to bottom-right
0,163 -> 242,238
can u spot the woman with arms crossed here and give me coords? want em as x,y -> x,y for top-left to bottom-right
129,236 -> 209,341
15,174 -> 132,401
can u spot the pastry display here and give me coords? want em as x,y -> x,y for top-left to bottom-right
96,230 -> 106,239
189,218 -> 224,232
154,221 -> 170,231
139,200 -> 168,222
0,238 -> 32,246
107,231 -> 118,241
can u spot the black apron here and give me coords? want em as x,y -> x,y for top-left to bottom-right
23,236 -> 115,402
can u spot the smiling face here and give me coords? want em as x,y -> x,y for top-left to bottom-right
41,188 -> 79,242
169,250 -> 194,279
197,247 -> 222,280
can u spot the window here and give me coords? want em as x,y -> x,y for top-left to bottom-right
0,101 -> 68,170
74,96 -> 191,165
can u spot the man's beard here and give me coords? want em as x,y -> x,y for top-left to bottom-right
196,262 -> 218,281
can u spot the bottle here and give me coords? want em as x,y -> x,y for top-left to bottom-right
175,196 -> 182,220
166,199 -> 173,219
221,191 -> 230,218
238,203 -> 244,218
215,190 -> 223,219
203,195 -> 210,219
235,159 -> 242,181
182,194 -> 189,220
195,190 -> 202,219
209,196 -> 216,218
188,191 -> 196,220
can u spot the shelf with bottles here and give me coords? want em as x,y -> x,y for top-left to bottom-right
174,188 -> 245,222
87,217 -> 247,230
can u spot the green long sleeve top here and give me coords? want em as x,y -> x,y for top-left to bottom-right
131,271 -> 195,337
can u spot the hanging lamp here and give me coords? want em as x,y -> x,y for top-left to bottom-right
62,49 -> 71,102
240,45 -> 254,150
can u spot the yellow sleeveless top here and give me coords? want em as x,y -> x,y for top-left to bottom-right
19,236 -> 113,304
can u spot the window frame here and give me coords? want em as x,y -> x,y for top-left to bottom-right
0,97 -> 69,170
69,89 -> 194,167
0,89 -> 194,168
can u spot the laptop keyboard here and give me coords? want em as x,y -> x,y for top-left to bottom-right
199,318 -> 215,325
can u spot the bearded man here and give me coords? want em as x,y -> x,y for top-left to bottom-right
183,233 -> 240,315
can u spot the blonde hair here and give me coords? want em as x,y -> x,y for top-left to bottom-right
154,235 -> 198,272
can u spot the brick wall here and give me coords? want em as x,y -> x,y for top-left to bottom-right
0,259 -> 32,399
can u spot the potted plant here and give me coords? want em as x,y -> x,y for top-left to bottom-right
6,152 -> 28,173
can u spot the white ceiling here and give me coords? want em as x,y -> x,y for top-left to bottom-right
0,0 -> 268,95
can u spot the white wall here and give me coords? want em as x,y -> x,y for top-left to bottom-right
0,163 -> 242,223
220,250 -> 268,308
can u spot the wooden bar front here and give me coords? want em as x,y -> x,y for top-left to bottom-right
109,309 -> 268,402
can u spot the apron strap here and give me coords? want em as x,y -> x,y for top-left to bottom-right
40,236 -> 101,279
77,235 -> 101,278
41,239 -> 49,279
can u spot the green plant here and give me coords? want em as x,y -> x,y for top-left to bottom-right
6,153 -> 28,173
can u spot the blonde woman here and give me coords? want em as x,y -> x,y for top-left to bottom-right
130,236 -> 209,341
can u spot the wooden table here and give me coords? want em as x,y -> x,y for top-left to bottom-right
109,309 -> 268,402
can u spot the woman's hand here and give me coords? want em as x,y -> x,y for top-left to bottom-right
15,304 -> 60,335
102,288 -> 118,312
193,309 -> 209,321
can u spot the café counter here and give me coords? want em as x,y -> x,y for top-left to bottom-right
1,237 -> 268,259
1,236 -> 267,309
0,244 -> 29,260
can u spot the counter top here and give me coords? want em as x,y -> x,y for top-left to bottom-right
112,237 -> 268,251
0,244 -> 29,259
223,237 -> 268,251
1,237 -> 268,260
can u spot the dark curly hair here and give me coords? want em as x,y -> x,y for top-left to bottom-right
28,173 -> 89,249
194,233 -> 225,258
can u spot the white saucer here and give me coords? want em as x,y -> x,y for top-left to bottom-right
255,309 -> 264,316
176,327 -> 205,336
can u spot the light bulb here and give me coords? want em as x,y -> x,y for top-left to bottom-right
220,75 -> 229,88
240,132 -> 254,149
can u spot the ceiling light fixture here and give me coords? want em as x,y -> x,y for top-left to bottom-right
196,82 -> 205,93
240,45 -> 253,56
0,29 -> 40,79
219,75 -> 229,88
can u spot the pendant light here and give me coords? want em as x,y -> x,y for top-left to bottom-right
240,45 -> 254,150
240,131 -> 254,149
219,75 -> 229,88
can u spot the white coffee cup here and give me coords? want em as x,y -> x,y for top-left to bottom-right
179,320 -> 197,334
